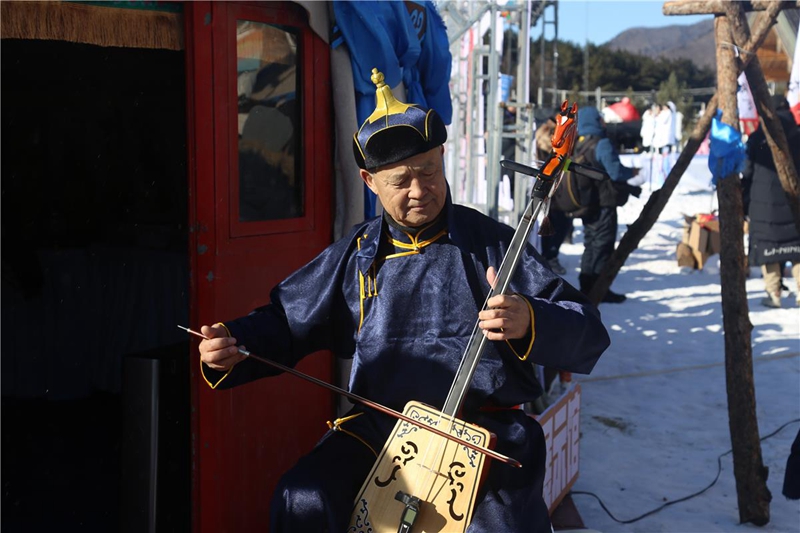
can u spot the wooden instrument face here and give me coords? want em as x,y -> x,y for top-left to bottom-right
347,401 -> 490,533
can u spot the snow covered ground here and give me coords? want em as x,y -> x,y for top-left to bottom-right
558,155 -> 800,532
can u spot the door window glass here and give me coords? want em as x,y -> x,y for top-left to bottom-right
236,20 -> 302,221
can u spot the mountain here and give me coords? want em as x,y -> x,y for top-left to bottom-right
605,19 -> 716,70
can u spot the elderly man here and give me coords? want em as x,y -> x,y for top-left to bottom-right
198,69 -> 610,532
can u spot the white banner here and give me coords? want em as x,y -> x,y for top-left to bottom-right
788,20 -> 800,124
788,21 -> 800,107
737,71 -> 759,135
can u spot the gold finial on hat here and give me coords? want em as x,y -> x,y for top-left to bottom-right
366,68 -> 412,124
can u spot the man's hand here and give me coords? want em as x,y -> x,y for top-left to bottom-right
478,267 -> 532,341
199,324 -> 246,371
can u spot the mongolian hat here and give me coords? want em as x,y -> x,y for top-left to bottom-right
353,68 -> 447,170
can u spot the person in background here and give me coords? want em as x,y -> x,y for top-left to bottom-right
574,106 -> 639,303
741,94 -> 800,308
535,116 -> 571,275
652,101 -> 677,154
784,429 -> 800,500
639,102 -> 659,152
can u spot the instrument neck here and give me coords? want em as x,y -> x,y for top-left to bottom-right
440,193 -> 546,417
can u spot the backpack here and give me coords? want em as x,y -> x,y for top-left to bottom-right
551,135 -> 601,217
551,135 -> 636,217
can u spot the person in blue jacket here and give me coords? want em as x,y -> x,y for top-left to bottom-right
574,106 -> 640,303
198,69 -> 610,533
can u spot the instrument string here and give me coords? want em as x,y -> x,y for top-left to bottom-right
412,193 -> 543,513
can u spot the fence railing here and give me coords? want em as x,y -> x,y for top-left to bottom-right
536,86 -> 718,109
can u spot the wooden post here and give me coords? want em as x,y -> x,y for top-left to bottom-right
714,12 -> 771,526
587,1 -> 787,305
725,3 -> 800,235
663,0 -> 799,16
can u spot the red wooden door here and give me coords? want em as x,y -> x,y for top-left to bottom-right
185,2 -> 334,531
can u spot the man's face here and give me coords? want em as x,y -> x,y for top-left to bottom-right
361,146 -> 446,227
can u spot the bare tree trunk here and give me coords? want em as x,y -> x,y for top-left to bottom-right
725,3 -> 800,235
714,13 -> 771,526
663,0 -> 799,16
587,1 -> 787,305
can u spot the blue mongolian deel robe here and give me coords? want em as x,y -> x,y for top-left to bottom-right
202,196 -> 610,532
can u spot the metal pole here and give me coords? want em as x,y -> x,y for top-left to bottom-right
513,0 -> 533,225
486,3 -> 500,217
539,10 -> 545,107
488,100 -> 504,219
448,32 -> 464,201
552,0 -> 559,107
467,5 -> 486,208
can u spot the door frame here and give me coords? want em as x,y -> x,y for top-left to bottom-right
185,2 -> 334,530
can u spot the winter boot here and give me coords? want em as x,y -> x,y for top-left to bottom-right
580,273 -> 626,303
761,291 -> 781,308
601,289 -> 627,303
547,257 -> 567,275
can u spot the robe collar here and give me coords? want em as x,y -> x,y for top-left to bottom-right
384,211 -> 446,247
356,187 -> 471,275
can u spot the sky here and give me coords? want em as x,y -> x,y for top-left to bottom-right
534,0 -> 710,45
549,154 -> 800,531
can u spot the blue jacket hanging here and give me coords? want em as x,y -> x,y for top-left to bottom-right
332,0 -> 453,218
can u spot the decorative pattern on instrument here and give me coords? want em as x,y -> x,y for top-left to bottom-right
396,407 -> 438,438
374,441 -> 418,487
451,426 -> 483,468
446,460 -> 467,521
347,498 -> 374,533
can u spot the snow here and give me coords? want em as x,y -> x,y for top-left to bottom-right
554,154 -> 800,532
